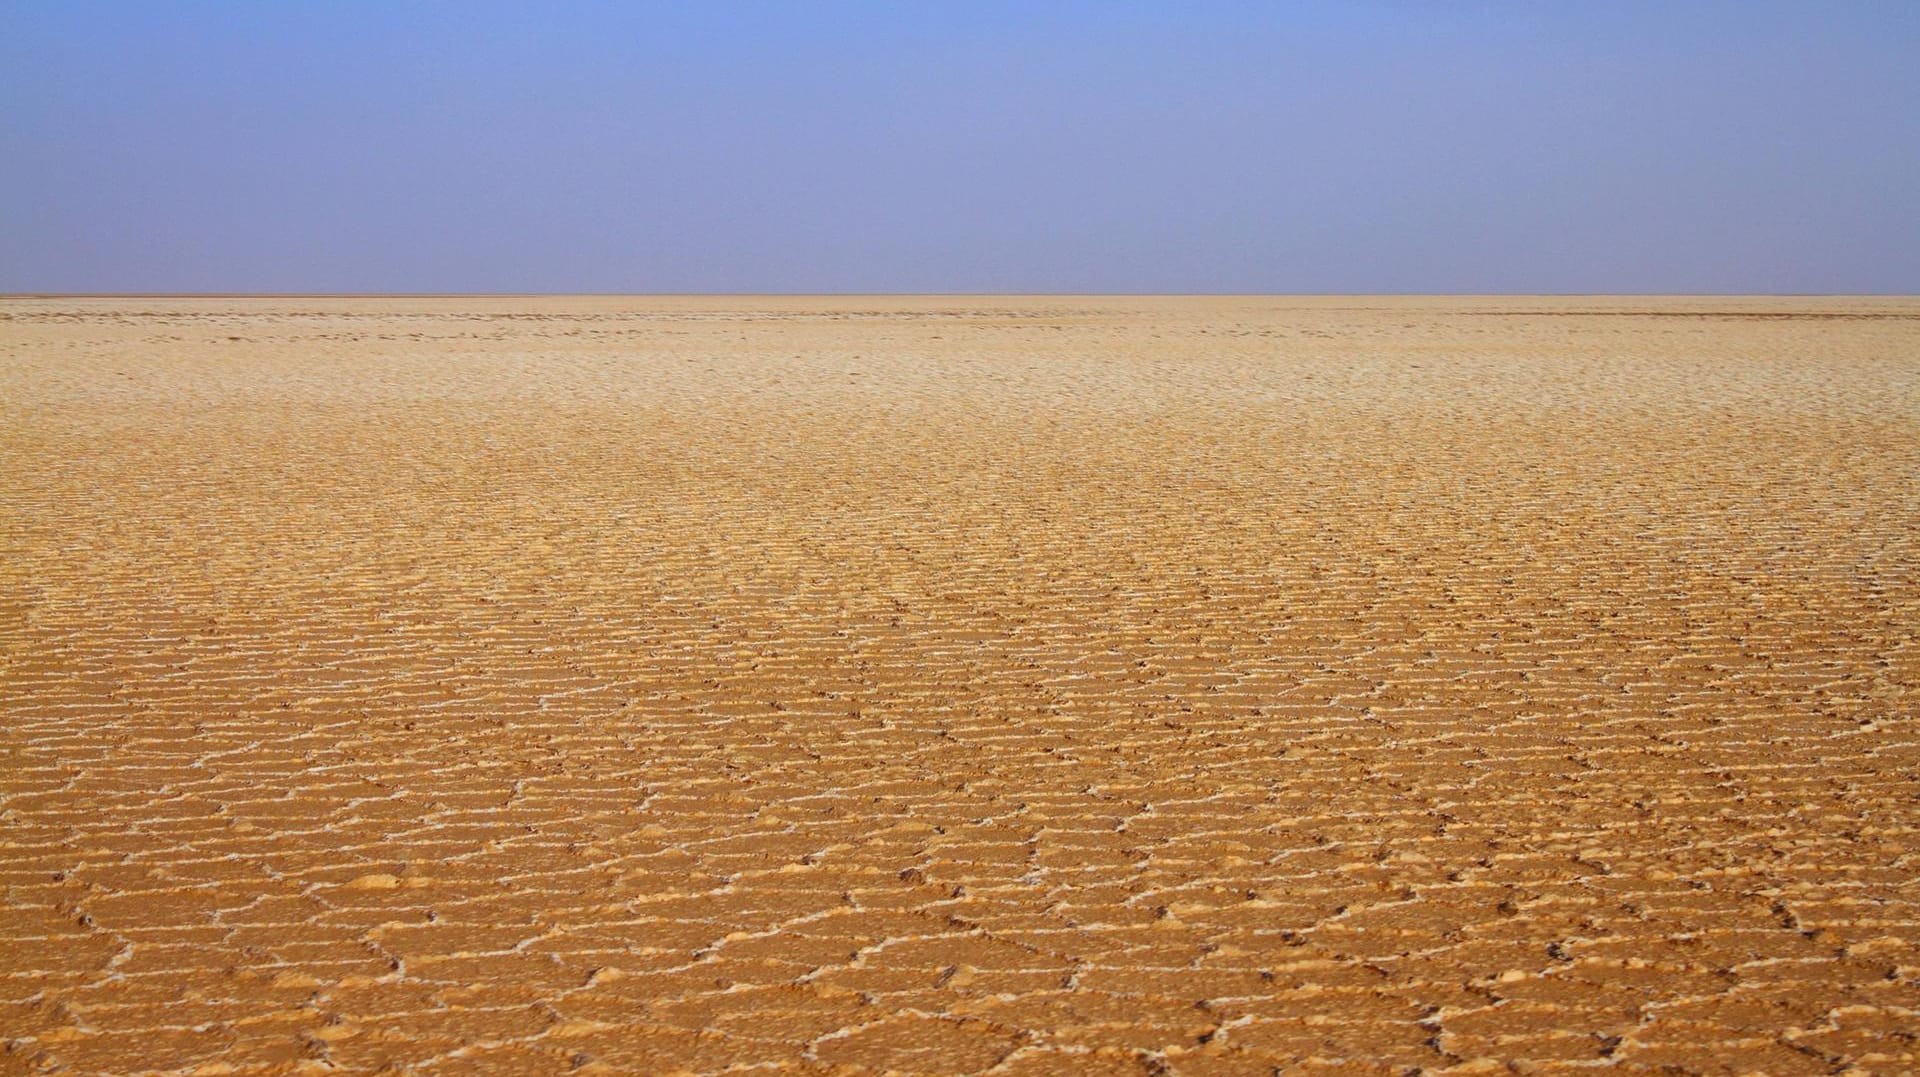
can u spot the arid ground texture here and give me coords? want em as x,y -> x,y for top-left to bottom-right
2,296 -> 1917,1076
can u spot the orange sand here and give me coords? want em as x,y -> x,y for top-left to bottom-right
2,296 -> 1917,1075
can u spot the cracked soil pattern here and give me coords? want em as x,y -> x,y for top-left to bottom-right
2,295 -> 1918,1076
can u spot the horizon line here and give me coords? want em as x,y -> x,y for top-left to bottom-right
6,291 -> 1920,300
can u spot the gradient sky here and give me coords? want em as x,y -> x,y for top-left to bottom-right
4,2 -> 1917,293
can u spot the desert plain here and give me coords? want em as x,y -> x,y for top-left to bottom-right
1,295 -> 1917,1075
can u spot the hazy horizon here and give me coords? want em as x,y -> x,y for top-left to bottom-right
9,291 -> 1920,299
5,2 -> 1918,295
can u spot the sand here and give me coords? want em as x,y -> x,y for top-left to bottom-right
2,295 -> 1917,1075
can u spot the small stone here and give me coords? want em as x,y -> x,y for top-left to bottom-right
344,873 -> 401,890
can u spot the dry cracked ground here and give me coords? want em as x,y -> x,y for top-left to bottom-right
2,296 -> 1918,1076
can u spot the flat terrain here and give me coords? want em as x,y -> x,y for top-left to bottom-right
2,296 -> 1918,1076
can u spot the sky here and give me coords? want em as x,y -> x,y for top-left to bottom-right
3,2 -> 1917,294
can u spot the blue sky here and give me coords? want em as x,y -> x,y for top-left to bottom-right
3,2 -> 1916,293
